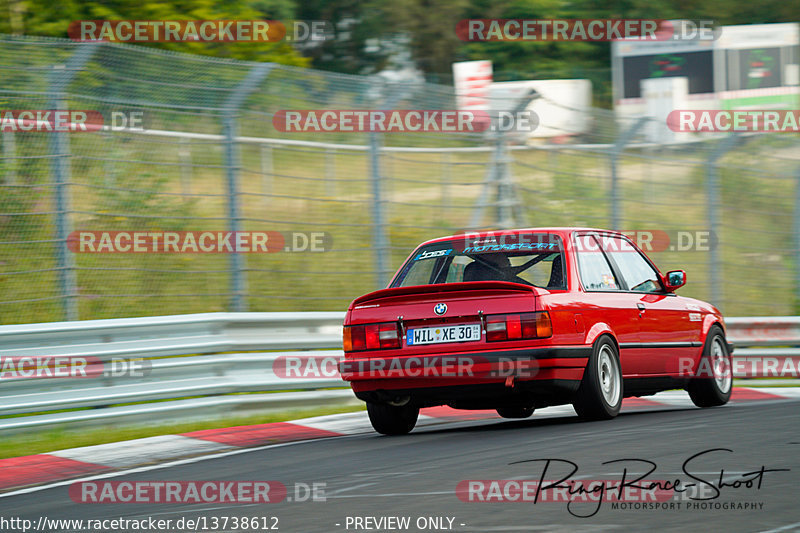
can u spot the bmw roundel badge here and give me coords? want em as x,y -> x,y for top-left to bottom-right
434,303 -> 447,315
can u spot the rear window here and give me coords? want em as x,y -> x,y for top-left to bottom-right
390,233 -> 566,290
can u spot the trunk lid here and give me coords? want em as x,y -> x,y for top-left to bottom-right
347,281 -> 544,354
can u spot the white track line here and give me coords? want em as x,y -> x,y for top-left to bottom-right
2,388 -> 798,499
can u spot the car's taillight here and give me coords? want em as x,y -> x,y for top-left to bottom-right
343,322 -> 401,352
486,312 -> 552,341
486,316 -> 508,342
378,323 -> 400,348
343,326 -> 355,352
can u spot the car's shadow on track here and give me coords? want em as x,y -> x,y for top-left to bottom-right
406,404 -> 716,437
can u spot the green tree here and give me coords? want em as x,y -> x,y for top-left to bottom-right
0,0 -> 309,65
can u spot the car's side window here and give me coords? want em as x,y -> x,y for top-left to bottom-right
604,237 -> 663,293
575,235 -> 620,291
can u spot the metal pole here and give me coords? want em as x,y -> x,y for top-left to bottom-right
441,152 -> 450,210
178,137 -> 192,196
222,63 -> 273,312
469,147 -> 498,229
260,144 -> 273,207
793,164 -> 800,313
470,89 -> 539,229
2,131 -> 16,184
706,133 -> 740,311
324,149 -> 335,196
47,43 -> 98,321
495,133 -> 515,229
368,83 -> 404,289
609,117 -> 648,231
369,131 -> 389,288
222,115 -> 245,312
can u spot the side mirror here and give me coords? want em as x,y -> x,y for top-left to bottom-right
664,270 -> 686,291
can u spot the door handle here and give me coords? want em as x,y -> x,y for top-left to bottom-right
637,303 -> 646,311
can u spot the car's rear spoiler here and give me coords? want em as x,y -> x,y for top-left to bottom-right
350,281 -> 542,307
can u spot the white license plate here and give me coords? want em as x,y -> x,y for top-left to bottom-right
406,324 -> 481,346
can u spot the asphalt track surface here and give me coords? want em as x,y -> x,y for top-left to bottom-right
3,399 -> 799,533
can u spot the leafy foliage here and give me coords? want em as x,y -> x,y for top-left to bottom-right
0,0 -> 309,65
4,0 -> 797,106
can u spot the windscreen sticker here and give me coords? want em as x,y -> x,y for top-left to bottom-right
414,248 -> 452,260
463,242 -> 558,253
602,273 -> 617,288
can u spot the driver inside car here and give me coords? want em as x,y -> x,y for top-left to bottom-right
463,253 -> 516,282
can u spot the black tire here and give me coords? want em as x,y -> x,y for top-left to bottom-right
573,336 -> 623,420
496,406 -> 535,419
687,325 -> 732,408
366,402 -> 419,435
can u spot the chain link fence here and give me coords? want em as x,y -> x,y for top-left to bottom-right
0,35 -> 798,324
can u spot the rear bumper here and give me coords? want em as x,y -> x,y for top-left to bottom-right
341,346 -> 590,394
354,379 -> 582,409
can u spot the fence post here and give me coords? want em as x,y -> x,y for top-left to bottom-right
368,84 -> 405,290
794,163 -> 800,313
2,131 -> 16,184
609,117 -> 648,231
324,149 -> 336,196
47,43 -> 98,321
178,137 -> 192,196
470,128 -> 514,229
495,133 -> 514,229
441,152 -> 450,210
369,132 -> 389,288
705,133 -> 740,311
260,144 -> 273,207
470,89 -> 538,229
222,63 -> 273,312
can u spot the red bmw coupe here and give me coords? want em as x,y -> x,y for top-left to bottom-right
340,228 -> 733,435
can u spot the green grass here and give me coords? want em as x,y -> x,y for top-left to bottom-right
1,132 -> 797,322
0,403 -> 365,460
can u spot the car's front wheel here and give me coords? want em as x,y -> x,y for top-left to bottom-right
687,325 -> 732,407
366,402 -> 419,435
573,336 -> 623,420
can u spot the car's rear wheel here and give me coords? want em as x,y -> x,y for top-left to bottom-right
687,325 -> 732,407
573,336 -> 622,420
496,406 -> 535,419
366,402 -> 419,435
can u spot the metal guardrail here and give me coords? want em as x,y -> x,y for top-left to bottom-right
0,312 -> 346,358
0,313 -> 348,432
726,316 -> 800,352
0,314 -> 796,433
